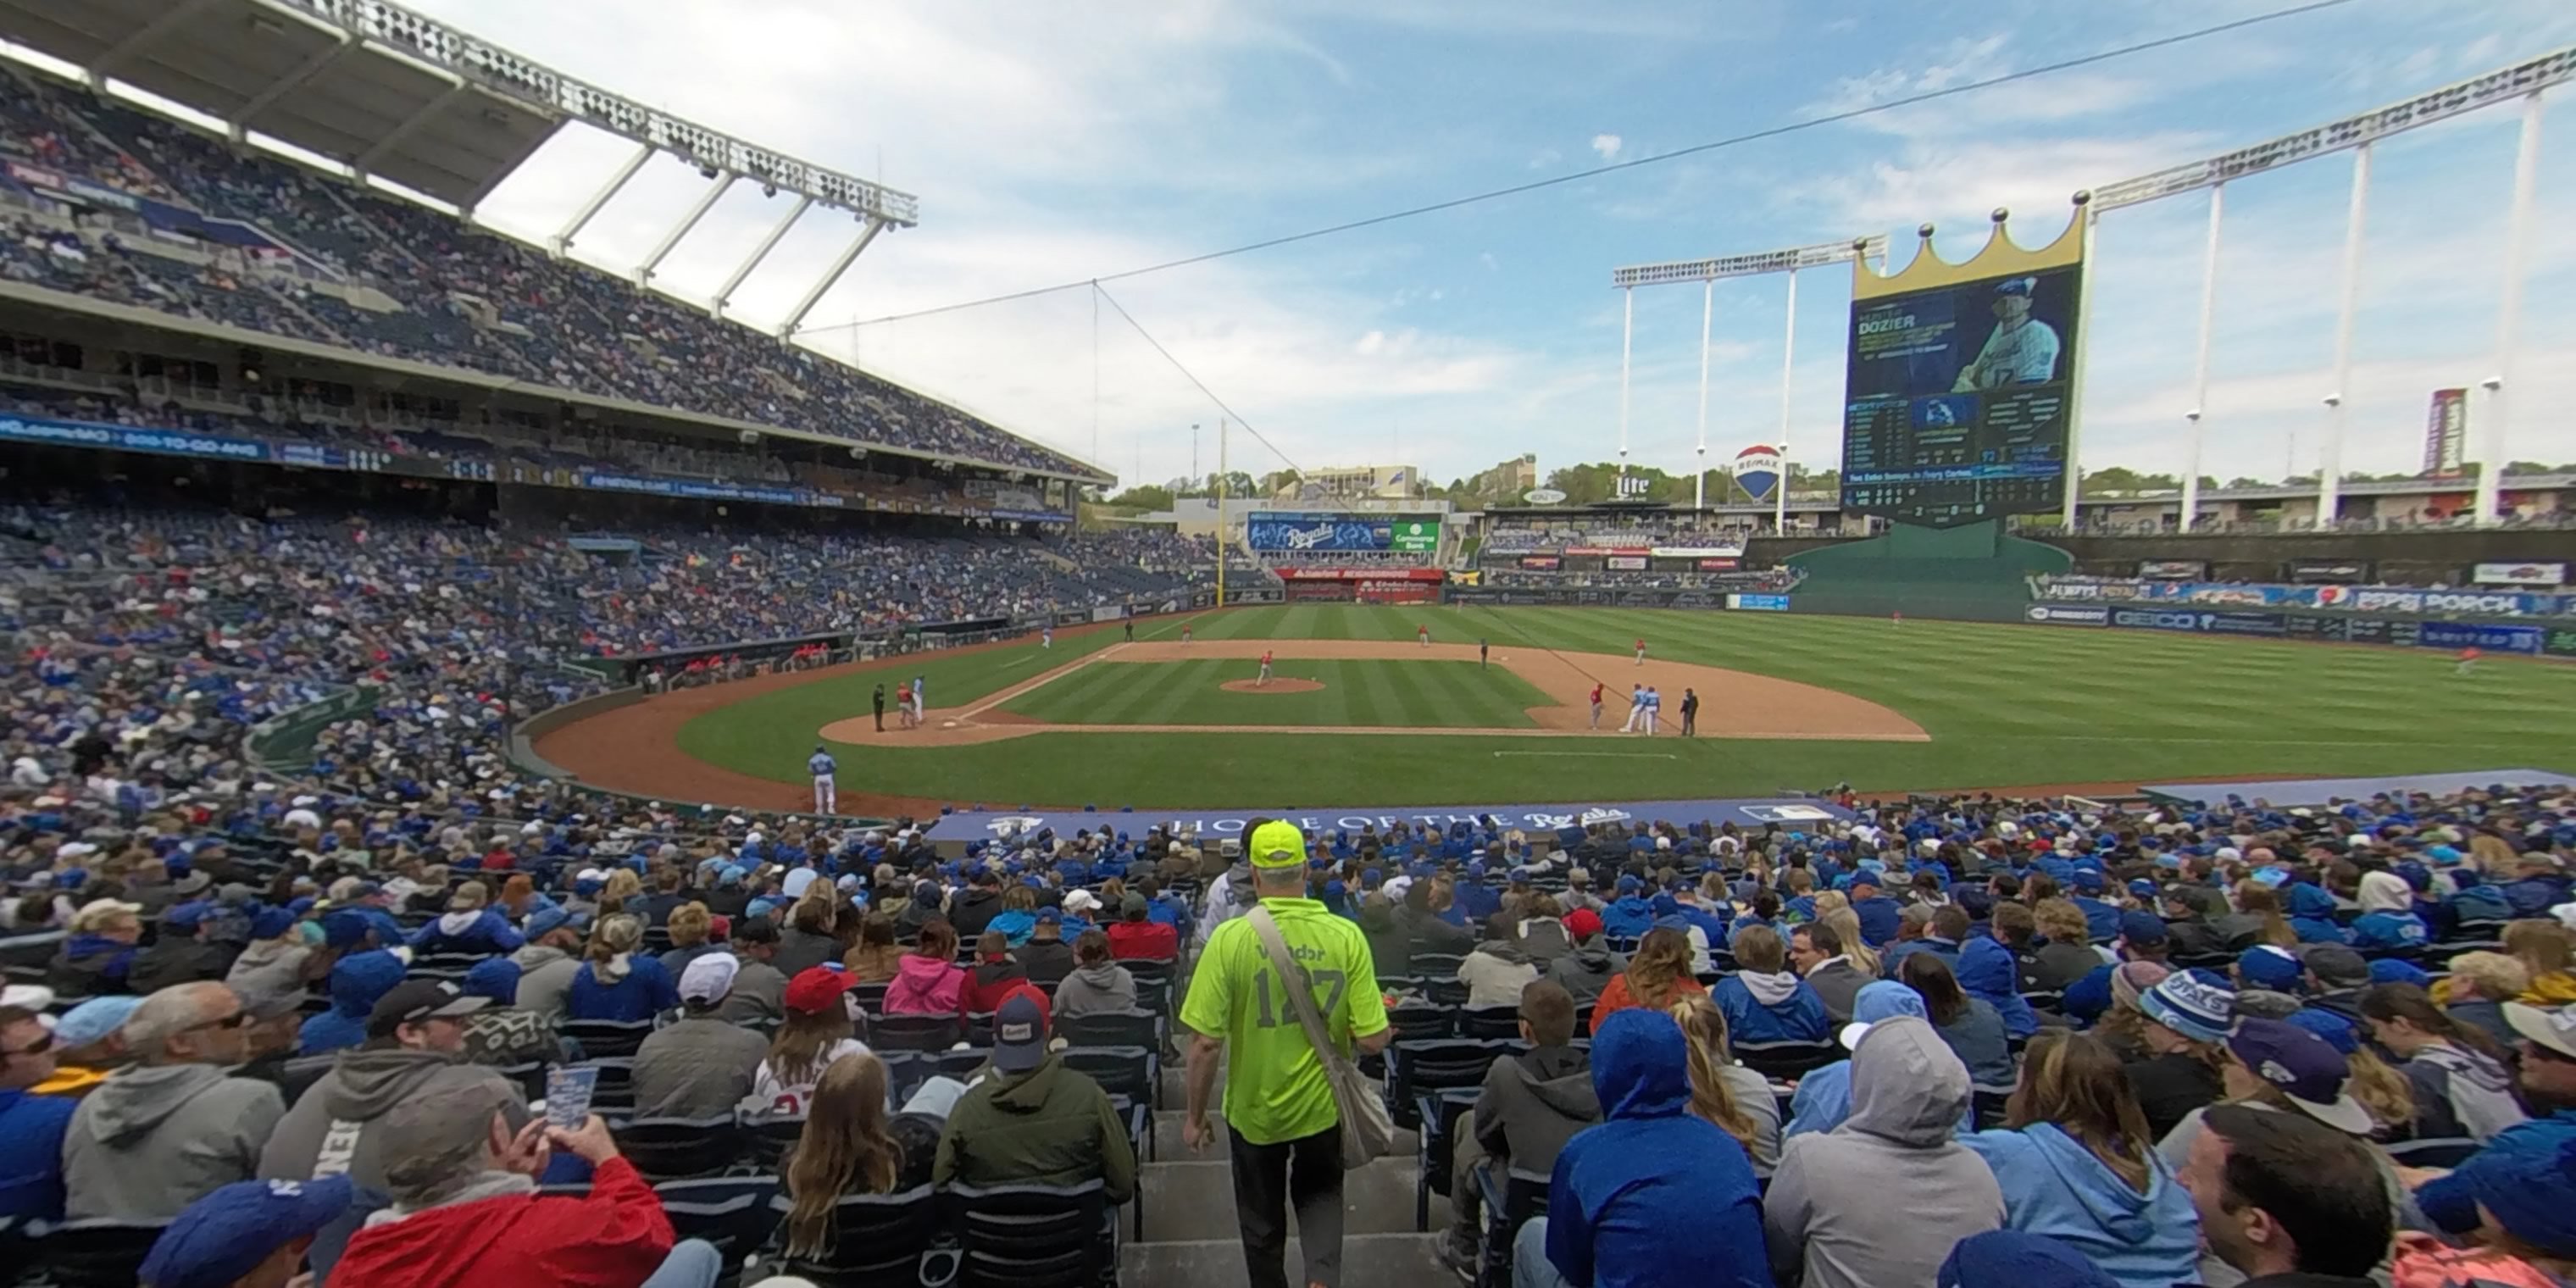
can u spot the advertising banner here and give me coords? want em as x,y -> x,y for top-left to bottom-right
1652,543 -> 1748,558
2424,387 -> 2470,479
2314,586 -> 2551,616
2039,577 -> 2569,617
1605,555 -> 1648,571
1518,556 -> 1562,571
923,795 -> 1852,843
0,414 -> 269,462
2137,560 -> 2206,580
2474,562 -> 2568,587
2108,608 -> 2286,636
1696,558 -> 1741,571
1840,227 -> 2082,529
1246,513 -> 1441,553
2289,560 -> 2373,584
1273,567 -> 1446,582
1734,445 -> 1783,501
1730,593 -> 1792,612
2416,621 -> 2546,655
1387,518 -> 1442,552
2025,604 -> 2110,626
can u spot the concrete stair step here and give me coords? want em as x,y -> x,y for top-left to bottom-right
1119,1233 -> 1452,1288
1136,1156 -> 1441,1243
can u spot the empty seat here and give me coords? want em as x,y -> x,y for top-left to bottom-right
945,1180 -> 1113,1288
564,1018 -> 657,1058
31,1219 -> 169,1288
614,1114 -> 747,1180
745,1113 -> 808,1171
1458,1004 -> 1522,1041
1730,1039 -> 1841,1083
867,1013 -> 963,1052
1056,1008 -> 1159,1051
654,1175 -> 779,1285
1386,1039 -> 1507,1130
1415,1085 -> 1481,1230
1059,1045 -> 1154,1108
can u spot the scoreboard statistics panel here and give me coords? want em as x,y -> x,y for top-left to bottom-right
1840,259 -> 2082,529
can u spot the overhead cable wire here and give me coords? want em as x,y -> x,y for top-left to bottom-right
1093,282 -> 1303,480
802,0 -> 2357,336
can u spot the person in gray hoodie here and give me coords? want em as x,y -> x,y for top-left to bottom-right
62,981 -> 288,1219
506,907 -> 588,1022
258,979 -> 518,1275
1459,911 -> 1540,1008
1052,930 -> 1138,1019
1546,908 -> 1621,1006
1764,1014 -> 2005,1288
1358,893 -> 1411,979
1441,980 -> 1600,1275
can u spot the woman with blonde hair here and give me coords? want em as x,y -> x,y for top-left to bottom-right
658,901 -> 719,974
778,1053 -> 906,1261
564,913 -> 678,1021
1590,927 -> 1706,1033
1819,907 -> 1878,979
2029,898 -> 2102,991
1668,995 -> 1781,1175
775,882 -> 844,975
1963,1032 -> 2199,1288
596,868 -> 642,918
2434,950 -> 2529,1049
2504,919 -> 2576,1003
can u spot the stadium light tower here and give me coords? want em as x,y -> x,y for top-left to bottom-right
1611,236 -> 1889,529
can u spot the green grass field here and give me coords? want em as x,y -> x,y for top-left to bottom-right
999,658 -> 1557,727
672,603 -> 2576,808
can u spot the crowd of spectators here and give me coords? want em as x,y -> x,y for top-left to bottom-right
1482,522 -> 1752,554
0,67 -> 1097,478
9,781 -> 2576,1285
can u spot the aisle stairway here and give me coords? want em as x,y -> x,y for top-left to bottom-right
1119,1071 -> 1452,1288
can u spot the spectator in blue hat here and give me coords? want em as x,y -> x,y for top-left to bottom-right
2125,972 -> 2235,1140
2070,871 -> 2123,944
225,905 -> 317,1001
1938,1230 -> 2120,1288
299,949 -> 409,1056
0,1002 -> 75,1219
1846,873 -> 1903,947
2285,884 -> 2353,946
39,995 -> 143,1096
1600,874 -> 1657,941
137,1174 -> 353,1288
1957,936 -> 2039,1040
505,905 -> 589,1023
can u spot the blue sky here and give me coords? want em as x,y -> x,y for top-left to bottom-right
351,3 -> 2576,488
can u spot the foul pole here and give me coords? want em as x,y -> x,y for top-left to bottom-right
1215,419 -> 1229,607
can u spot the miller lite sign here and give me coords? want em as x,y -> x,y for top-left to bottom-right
1735,444 -> 1783,502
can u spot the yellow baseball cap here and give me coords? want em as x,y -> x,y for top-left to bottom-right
1248,820 -> 1307,869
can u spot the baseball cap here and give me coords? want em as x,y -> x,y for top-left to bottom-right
1841,980 -> 1930,1050
2117,911 -> 2168,947
1995,276 -> 2036,297
1938,1229 -> 2122,1288
1119,891 -> 1150,919
2235,945 -> 2305,992
992,990 -> 1052,1074
525,906 -> 587,940
2302,944 -> 2370,990
1563,908 -> 1603,940
2073,869 -> 2106,894
2228,1017 -> 2372,1135
137,1175 -> 355,1288
364,980 -> 489,1039
2506,1001 -> 2576,1060
248,906 -> 299,941
1248,820 -> 1307,869
783,964 -> 857,1015
678,952 -> 742,1005
163,901 -> 211,932
53,995 -> 144,1047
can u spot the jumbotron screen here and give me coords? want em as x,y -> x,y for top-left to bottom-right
1839,264 -> 2081,529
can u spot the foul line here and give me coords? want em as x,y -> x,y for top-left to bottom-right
961,642 -> 1128,719
1494,750 -> 1679,760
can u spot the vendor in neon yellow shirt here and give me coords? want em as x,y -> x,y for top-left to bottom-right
1180,819 -> 1391,1288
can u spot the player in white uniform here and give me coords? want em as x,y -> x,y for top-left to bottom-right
1952,277 -> 2062,391
1041,625 -> 1053,649
808,746 -> 837,813
1643,686 -> 1661,736
1621,684 -> 1646,733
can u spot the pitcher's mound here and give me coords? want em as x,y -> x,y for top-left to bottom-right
1220,678 -> 1324,694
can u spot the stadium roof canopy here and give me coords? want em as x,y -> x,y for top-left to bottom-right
0,0 -> 919,227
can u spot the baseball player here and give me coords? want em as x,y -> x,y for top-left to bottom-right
2457,646 -> 2481,677
1952,276 -> 2062,391
1257,649 -> 1274,687
1643,686 -> 1661,736
872,682 -> 886,732
1622,684 -> 1646,733
1418,623 -> 1431,648
1479,639 -> 1489,669
1041,625 -> 1053,649
1124,619 -> 1134,642
911,676 -> 926,725
1589,682 -> 1604,729
1634,637 -> 1646,666
1182,624 -> 1194,646
808,745 -> 837,813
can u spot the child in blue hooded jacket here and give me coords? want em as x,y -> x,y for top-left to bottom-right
1958,1031 -> 2201,1288
1601,875 -> 1657,941
2285,883 -> 2354,945
1522,1008 -> 1773,1288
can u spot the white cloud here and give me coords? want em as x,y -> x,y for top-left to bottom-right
1591,133 -> 1624,162
1528,147 -> 1563,169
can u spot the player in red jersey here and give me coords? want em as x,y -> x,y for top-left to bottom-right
2457,646 -> 2480,677
1257,650 -> 1274,687
1418,623 -> 1431,648
1633,637 -> 1646,666
1589,682 -> 1605,729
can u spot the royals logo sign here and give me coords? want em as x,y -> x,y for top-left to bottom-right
1735,445 -> 1783,501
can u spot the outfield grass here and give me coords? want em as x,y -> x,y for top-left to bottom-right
673,604 -> 2576,807
999,658 -> 1556,727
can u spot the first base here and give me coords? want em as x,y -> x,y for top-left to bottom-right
941,719 -> 958,729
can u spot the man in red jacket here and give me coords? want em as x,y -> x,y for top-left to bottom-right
333,1068 -> 720,1288
1105,891 -> 1180,962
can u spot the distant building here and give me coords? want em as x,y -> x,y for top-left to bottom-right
1288,464 -> 1421,501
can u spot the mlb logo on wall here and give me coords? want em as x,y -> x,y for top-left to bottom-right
1735,445 -> 1783,501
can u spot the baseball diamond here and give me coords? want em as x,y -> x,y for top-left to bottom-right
530,603 -> 2576,815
